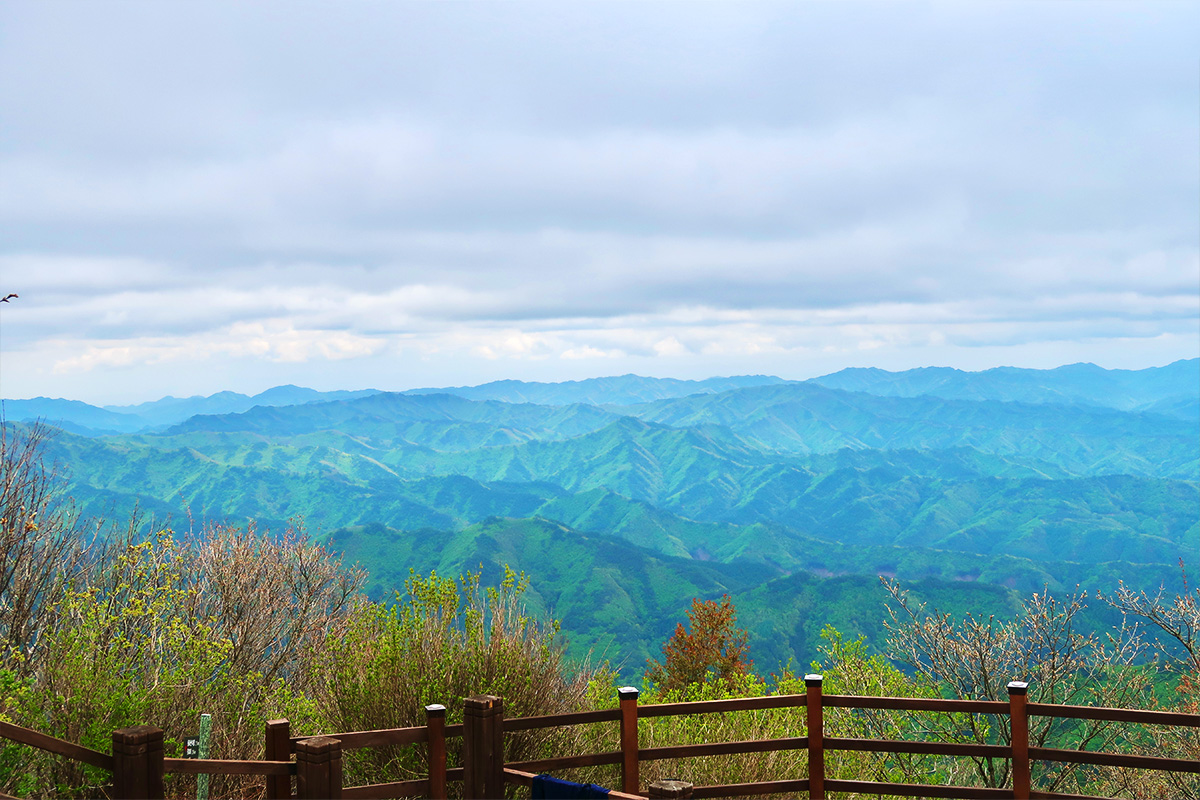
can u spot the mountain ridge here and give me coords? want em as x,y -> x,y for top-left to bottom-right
5,359 -> 1195,434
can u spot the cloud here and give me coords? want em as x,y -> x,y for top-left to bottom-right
0,1 -> 1195,402
562,345 -> 624,361
47,321 -> 385,375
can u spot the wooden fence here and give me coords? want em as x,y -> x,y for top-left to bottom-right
1,676 -> 1197,799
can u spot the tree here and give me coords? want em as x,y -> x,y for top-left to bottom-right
180,520 -> 364,684
646,595 -> 752,694
883,580 -> 1150,794
3,521 -> 366,798
0,421 -> 90,661
1103,566 -> 1200,692
1102,569 -> 1200,798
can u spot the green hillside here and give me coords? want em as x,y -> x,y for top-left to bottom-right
14,362 -> 1197,673
43,421 -> 1196,569
318,516 -> 1185,675
624,383 -> 1197,479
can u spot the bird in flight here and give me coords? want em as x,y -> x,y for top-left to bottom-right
0,294 -> 17,303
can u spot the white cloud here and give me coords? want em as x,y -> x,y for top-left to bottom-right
653,337 -> 687,357
561,345 -> 624,361
47,322 -> 385,375
0,0 -> 1195,402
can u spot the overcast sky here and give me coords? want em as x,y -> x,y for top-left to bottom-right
1,1 -> 1197,405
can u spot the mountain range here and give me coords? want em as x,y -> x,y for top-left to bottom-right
7,359 -> 1196,435
4,359 -> 1197,673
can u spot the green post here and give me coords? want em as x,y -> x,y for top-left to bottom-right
197,713 -> 212,800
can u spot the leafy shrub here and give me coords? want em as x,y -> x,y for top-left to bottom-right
577,597 -> 802,792
307,566 -> 596,788
0,524 -> 353,798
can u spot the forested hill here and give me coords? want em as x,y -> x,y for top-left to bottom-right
5,360 -> 1198,672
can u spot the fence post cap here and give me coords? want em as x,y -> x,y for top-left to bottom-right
1007,681 -> 1029,695
804,673 -> 823,686
425,703 -> 446,716
618,686 -> 640,700
296,735 -> 340,751
113,726 -> 163,744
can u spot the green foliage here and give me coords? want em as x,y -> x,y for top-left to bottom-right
308,566 -> 596,787
36,533 -> 229,746
805,626 -> 975,787
618,623 -> 939,792
636,675 -> 806,790
810,624 -> 927,697
0,526 -> 337,799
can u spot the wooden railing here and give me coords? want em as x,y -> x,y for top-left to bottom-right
0,677 -> 1197,799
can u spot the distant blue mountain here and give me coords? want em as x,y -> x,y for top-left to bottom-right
104,385 -> 382,428
0,397 -> 140,434
5,361 -> 1196,436
403,374 -> 788,406
1,376 -> 787,435
2,386 -> 382,434
808,358 -> 1199,417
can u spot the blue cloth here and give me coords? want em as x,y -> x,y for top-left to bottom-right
531,773 -> 611,799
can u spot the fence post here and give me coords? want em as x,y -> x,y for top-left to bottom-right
805,674 -> 825,800
1009,681 -> 1031,800
426,704 -> 447,800
295,736 -> 342,799
112,726 -> 164,800
648,779 -> 693,798
265,719 -> 291,800
619,686 -> 640,794
463,695 -> 504,800
196,713 -> 212,800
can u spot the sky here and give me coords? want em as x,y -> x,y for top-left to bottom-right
0,1 -> 1197,406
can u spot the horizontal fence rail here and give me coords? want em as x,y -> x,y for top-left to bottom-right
825,737 -> 1011,759
824,695 -> 1010,714
0,679 -> 1197,799
1029,703 -> 1200,727
0,719 -> 113,767
0,720 -> 114,772
1028,746 -> 1200,774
